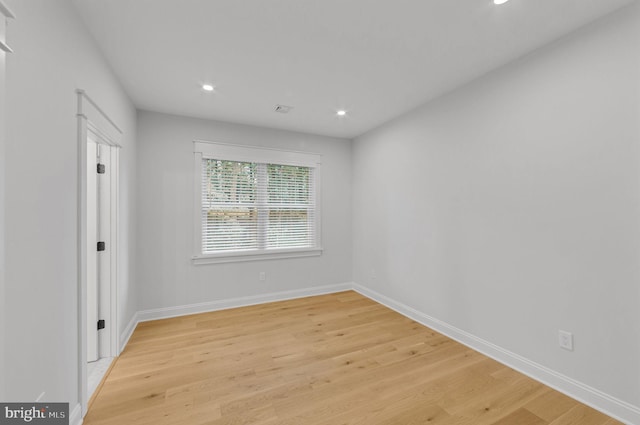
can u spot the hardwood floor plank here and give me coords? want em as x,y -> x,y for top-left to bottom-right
84,291 -> 622,425
525,389 -> 582,423
549,404 -> 617,425
491,408 -> 546,425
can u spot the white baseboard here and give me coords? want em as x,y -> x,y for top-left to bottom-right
119,311 -> 139,354
69,403 -> 83,425
136,283 -> 352,323
352,283 -> 640,425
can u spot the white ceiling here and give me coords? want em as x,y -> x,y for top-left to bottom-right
72,0 -> 633,139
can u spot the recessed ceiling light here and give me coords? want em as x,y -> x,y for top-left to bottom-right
494,0 -> 510,4
202,84 -> 214,92
336,110 -> 347,117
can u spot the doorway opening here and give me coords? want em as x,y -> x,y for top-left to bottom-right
77,89 -> 123,417
86,134 -> 118,399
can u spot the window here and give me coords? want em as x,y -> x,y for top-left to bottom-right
193,141 -> 322,264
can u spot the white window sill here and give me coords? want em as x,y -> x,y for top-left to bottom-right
192,247 -> 323,265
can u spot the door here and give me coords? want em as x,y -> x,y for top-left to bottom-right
87,138 -> 113,362
97,142 -> 112,359
86,139 -> 98,362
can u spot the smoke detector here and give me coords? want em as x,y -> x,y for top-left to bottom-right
274,104 -> 294,114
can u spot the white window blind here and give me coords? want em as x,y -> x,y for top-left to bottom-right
201,160 -> 259,252
265,164 -> 315,249
194,142 -> 321,262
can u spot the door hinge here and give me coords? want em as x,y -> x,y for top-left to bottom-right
97,319 -> 106,330
97,163 -> 106,174
97,241 -> 106,251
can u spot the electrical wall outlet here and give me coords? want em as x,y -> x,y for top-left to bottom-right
558,330 -> 574,351
259,272 -> 266,281
371,269 -> 377,280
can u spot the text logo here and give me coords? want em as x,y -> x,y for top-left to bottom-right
0,403 -> 68,424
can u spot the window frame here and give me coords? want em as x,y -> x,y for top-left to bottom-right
192,141 -> 323,265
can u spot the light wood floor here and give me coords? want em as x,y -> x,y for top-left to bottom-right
84,291 -> 622,425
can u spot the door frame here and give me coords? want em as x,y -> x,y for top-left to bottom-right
86,135 -> 119,362
76,90 -> 122,416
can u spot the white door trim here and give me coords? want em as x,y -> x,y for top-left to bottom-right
76,90 -> 122,416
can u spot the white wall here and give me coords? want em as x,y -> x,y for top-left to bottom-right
0,3 -> 9,402
353,2 -> 640,410
136,111 -> 352,311
4,0 -> 137,408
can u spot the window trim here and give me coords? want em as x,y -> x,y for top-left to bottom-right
192,140 -> 323,265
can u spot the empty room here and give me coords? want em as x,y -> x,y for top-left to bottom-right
1,0 -> 639,424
